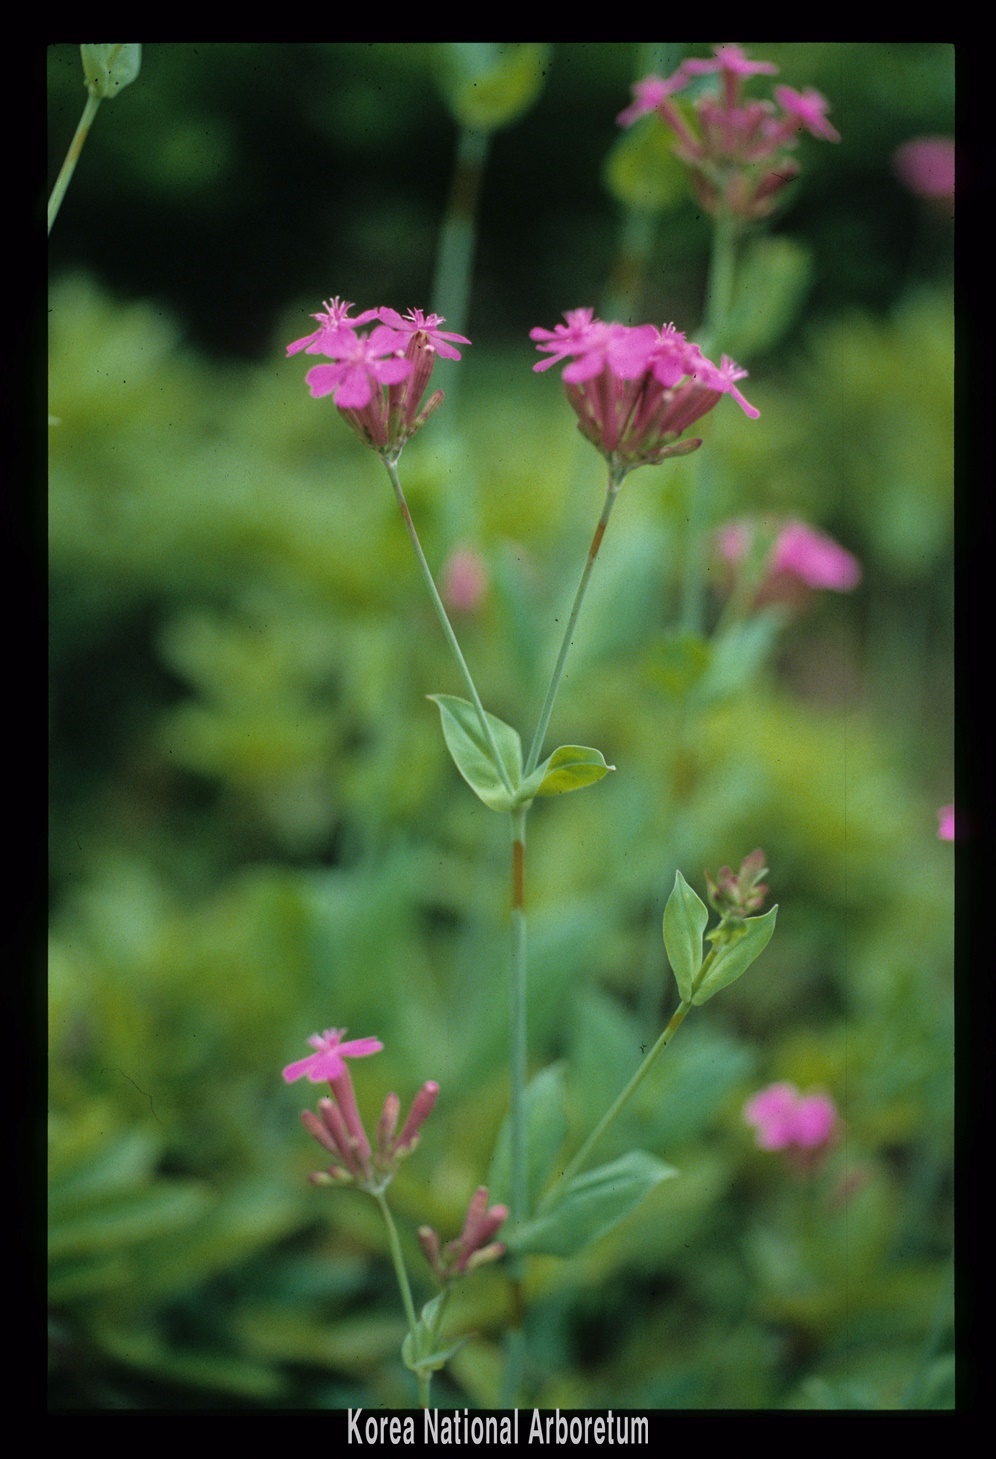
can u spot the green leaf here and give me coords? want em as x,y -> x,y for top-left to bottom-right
603,118 -> 687,214
692,905 -> 778,1004
401,1294 -> 467,1376
427,694 -> 522,812
663,871 -> 708,1002
488,1063 -> 569,1210
507,1151 -> 677,1259
437,44 -> 550,133
722,236 -> 813,360
518,745 -> 615,803
81,44 -> 142,99
698,610 -> 785,704
642,631 -> 711,701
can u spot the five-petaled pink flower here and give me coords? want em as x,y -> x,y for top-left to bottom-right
283,1027 -> 384,1085
375,307 -> 471,361
743,1082 -> 838,1152
304,325 -> 412,411
286,297 -> 380,357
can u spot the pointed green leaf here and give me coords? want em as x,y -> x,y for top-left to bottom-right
401,1294 -> 467,1375
488,1063 -> 569,1210
663,871 -> 709,1002
427,694 -> 522,812
506,1151 -> 677,1259
518,745 -> 615,803
692,904 -> 778,1004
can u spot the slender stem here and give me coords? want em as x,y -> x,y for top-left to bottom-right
525,466 -> 626,776
699,207 -> 740,359
382,455 -> 515,798
509,806 -> 529,1225
543,999 -> 692,1204
431,125 -> 489,344
500,802 -> 530,1409
48,92 -> 102,236
373,1188 -> 431,1409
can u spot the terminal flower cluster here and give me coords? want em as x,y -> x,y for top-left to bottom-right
418,1186 -> 509,1285
531,308 -> 758,472
705,848 -> 769,920
618,43 -> 840,220
287,298 -> 470,458
283,1027 -> 438,1192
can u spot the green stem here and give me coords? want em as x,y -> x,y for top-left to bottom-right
373,1188 -> 431,1409
431,125 -> 489,344
48,92 -> 102,236
525,465 -> 626,776
499,803 -> 529,1408
543,998 -> 693,1204
509,805 -> 529,1227
699,207 -> 740,358
382,455 -> 515,798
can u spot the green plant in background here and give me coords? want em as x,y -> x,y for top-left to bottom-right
49,43 -> 953,1411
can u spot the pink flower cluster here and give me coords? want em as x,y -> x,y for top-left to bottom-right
618,43 -> 840,220
418,1186 -> 509,1285
287,298 -> 470,456
284,1027 -> 438,1191
743,1082 -> 838,1153
718,518 -> 861,603
531,308 -> 758,471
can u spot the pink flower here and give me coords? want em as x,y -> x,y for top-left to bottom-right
894,137 -> 955,204
617,45 -> 838,221
441,546 -> 490,613
532,311 -> 757,472
304,325 -> 412,410
682,43 -> 779,84
773,85 -> 841,144
282,1027 -> 384,1084
286,297 -> 380,357
375,307 -> 471,361
937,804 -> 955,841
616,71 -> 689,128
744,1082 -> 838,1152
291,300 -> 467,456
719,518 -> 861,599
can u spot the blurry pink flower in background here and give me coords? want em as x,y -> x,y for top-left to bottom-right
441,546 -> 489,613
718,518 -> 860,606
744,1082 -> 838,1152
894,137 -> 955,205
937,804 -> 955,841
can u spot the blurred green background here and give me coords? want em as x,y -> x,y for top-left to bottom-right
48,43 -> 953,1410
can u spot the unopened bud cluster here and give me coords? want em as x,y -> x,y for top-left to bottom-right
418,1186 -> 509,1285
705,848 -> 769,920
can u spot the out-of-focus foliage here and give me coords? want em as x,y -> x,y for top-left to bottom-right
49,43 -> 952,1410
